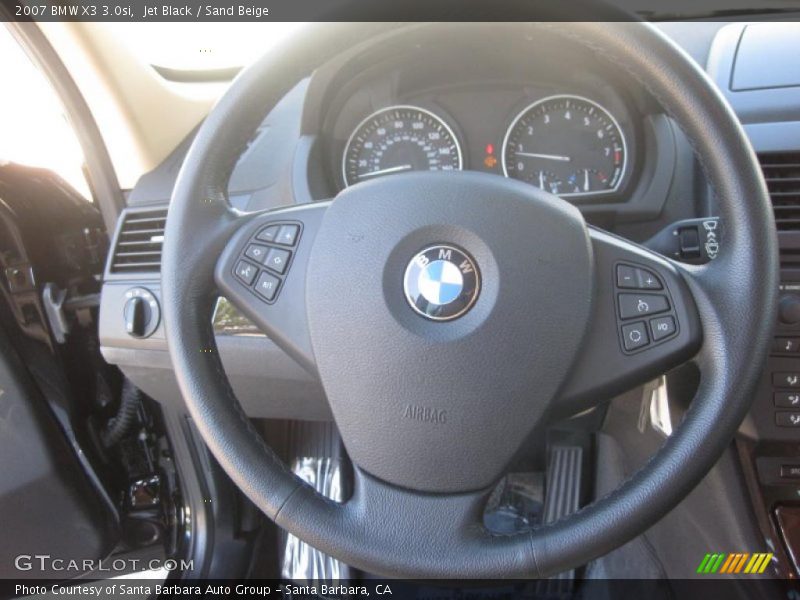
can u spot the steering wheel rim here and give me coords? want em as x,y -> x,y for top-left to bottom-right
162,22 -> 777,577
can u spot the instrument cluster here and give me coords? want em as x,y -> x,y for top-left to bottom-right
336,89 -> 634,200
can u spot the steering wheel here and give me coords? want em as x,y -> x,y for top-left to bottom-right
162,23 -> 777,577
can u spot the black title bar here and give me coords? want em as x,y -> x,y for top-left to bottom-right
2,0 -> 800,22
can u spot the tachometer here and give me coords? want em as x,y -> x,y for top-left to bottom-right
342,105 -> 463,187
502,95 -> 627,197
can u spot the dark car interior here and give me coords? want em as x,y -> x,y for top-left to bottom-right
2,16 -> 800,596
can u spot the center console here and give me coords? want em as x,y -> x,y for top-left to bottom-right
708,22 -> 800,579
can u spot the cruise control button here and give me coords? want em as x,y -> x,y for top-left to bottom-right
636,268 -> 662,290
621,322 -> 649,351
618,293 -> 670,320
775,412 -> 800,428
264,247 -> 291,274
234,260 -> 258,285
276,224 -> 299,246
775,392 -> 800,408
254,272 -> 280,301
616,265 -> 638,288
256,225 -> 279,243
244,244 -> 269,263
773,372 -> 800,388
650,316 -> 676,341
616,265 -> 663,290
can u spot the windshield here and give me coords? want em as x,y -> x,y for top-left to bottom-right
105,22 -> 303,72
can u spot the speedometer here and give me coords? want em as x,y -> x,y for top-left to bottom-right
342,105 -> 463,187
502,95 -> 627,197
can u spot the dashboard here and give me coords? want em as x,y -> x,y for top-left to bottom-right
106,23 -> 716,424
320,36 -> 644,205
108,22 -> 774,425
95,20 -> 800,578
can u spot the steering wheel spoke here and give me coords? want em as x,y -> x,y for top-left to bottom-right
214,202 -> 330,373
556,227 -> 703,417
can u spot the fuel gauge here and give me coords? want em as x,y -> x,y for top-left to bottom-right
533,170 -> 563,195
566,168 -> 610,194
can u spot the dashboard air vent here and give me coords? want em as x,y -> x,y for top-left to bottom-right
110,208 -> 168,273
760,152 -> 800,231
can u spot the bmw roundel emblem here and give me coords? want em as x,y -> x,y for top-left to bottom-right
404,245 -> 480,321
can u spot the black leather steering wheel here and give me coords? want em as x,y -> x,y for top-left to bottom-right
162,23 -> 778,577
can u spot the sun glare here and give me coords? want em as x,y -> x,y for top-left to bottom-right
0,25 -> 91,200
